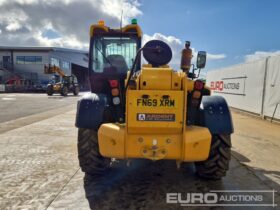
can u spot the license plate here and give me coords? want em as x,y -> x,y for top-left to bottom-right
135,98 -> 176,108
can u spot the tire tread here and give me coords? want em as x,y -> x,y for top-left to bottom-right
195,134 -> 231,180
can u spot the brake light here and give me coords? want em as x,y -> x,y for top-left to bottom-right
194,80 -> 204,90
109,80 -> 118,88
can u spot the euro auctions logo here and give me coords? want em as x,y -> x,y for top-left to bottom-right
209,76 -> 247,96
166,190 -> 277,207
210,81 -> 241,91
210,81 -> 224,91
167,192 -> 218,205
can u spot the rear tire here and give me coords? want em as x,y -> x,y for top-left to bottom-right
78,128 -> 111,175
46,85 -> 53,96
195,134 -> 231,180
61,86 -> 68,96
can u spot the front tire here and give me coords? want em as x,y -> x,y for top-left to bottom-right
60,86 -> 68,96
78,128 -> 111,175
46,85 -> 53,96
73,86 -> 79,96
195,134 -> 231,180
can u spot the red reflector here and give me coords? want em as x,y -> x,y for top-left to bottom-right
194,80 -> 204,90
109,80 -> 118,88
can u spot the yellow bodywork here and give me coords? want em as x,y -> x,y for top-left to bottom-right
98,66 -> 211,162
90,23 -> 142,37
44,65 -> 66,77
52,84 -> 62,91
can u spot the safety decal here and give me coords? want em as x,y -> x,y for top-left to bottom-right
137,113 -> 175,121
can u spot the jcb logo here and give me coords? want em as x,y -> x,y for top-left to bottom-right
210,81 -> 224,91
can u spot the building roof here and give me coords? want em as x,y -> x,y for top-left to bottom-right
0,46 -> 87,54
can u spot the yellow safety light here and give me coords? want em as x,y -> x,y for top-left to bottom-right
98,20 -> 105,26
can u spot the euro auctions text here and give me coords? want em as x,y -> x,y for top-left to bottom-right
166,190 -> 277,207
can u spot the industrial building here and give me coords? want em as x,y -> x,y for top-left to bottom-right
0,46 -> 89,91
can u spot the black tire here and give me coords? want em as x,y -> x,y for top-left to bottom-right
60,86 -> 68,96
195,134 -> 231,180
73,86 -> 79,96
46,85 -> 53,96
78,128 -> 111,175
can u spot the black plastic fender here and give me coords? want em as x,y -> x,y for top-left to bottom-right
200,96 -> 234,134
75,93 -> 109,129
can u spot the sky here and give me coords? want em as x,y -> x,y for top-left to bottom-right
1,0 -> 280,73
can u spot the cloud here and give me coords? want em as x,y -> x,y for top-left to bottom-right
244,50 -> 280,62
6,22 -> 22,31
0,0 -> 141,49
0,0 -> 225,70
207,53 -> 226,60
100,0 -> 142,24
143,33 -> 226,69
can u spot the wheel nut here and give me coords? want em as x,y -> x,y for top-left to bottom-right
138,137 -> 143,143
166,138 -> 171,144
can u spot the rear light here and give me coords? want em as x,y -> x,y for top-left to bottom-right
109,80 -> 118,88
194,80 -> 204,90
111,88 -> 119,96
112,97 -> 120,105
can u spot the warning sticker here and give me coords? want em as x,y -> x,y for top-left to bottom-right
137,113 -> 175,122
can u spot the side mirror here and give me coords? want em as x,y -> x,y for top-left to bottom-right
197,51 -> 207,69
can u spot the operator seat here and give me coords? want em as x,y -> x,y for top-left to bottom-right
106,54 -> 128,75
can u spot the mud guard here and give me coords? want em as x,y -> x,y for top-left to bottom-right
75,93 -> 109,129
200,96 -> 234,134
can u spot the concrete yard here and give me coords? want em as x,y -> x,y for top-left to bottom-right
0,93 -> 279,210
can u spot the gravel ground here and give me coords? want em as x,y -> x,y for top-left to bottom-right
0,106 -> 279,210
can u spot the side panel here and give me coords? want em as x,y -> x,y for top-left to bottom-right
75,93 -> 108,129
200,96 -> 234,134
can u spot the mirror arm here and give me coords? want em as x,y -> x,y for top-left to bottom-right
191,64 -> 197,80
197,68 -> 201,78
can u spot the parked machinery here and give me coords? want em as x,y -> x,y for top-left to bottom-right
44,64 -> 79,96
75,19 -> 234,180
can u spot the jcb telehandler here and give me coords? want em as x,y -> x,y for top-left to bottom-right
75,19 -> 234,180
44,64 -> 79,96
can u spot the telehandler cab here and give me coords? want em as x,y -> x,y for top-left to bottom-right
75,19 -> 234,180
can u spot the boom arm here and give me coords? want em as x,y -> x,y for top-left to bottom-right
44,64 -> 66,77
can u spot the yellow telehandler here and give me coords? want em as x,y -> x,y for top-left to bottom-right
44,64 -> 79,96
75,19 -> 233,179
